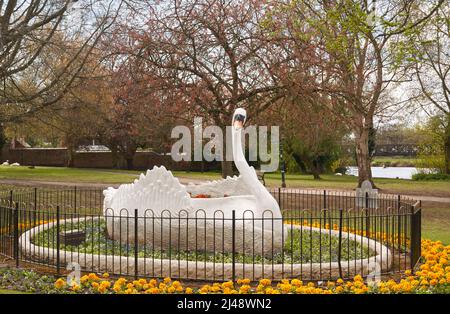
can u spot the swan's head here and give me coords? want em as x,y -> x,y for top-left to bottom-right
232,108 -> 247,129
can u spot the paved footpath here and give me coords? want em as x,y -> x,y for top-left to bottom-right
0,178 -> 449,204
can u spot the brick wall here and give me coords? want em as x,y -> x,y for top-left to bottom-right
0,147 -> 220,171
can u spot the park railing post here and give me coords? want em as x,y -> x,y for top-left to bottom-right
410,204 -> 414,269
74,186 -> 77,214
9,190 -> 13,236
56,206 -> 61,276
134,209 -> 139,280
337,208 -> 343,279
231,210 -> 236,283
277,187 -> 281,208
397,195 -> 401,250
33,187 -> 37,224
365,192 -> 370,237
14,202 -> 19,268
410,203 -> 422,270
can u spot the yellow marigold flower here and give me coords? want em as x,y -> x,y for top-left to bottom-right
336,278 -> 344,285
172,280 -> 181,288
185,287 -> 193,294
239,285 -> 251,294
88,273 -> 100,281
98,286 -> 107,294
102,272 -> 109,279
280,284 -> 292,293
138,279 -> 147,285
54,278 -> 66,289
291,279 -> 303,287
167,286 -> 176,294
430,279 -> 437,286
92,282 -> 100,289
211,286 -> 221,293
354,274 -> 363,282
307,282 -> 315,287
127,283 -> 134,289
100,281 -> 111,289
420,264 -> 430,271
80,275 -> 89,284
163,277 -> 172,284
241,278 -> 251,285
222,281 -> 234,289
259,279 -> 271,286
71,284 -> 80,292
175,286 -> 184,293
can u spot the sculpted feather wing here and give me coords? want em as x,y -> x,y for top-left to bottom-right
185,174 -> 252,197
103,166 -> 192,216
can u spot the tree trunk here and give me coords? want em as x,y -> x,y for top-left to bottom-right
311,161 -> 321,180
66,147 -> 75,167
221,160 -> 234,178
444,120 -> 450,175
0,124 -> 6,161
126,157 -> 134,170
111,148 -> 119,169
355,128 -> 374,187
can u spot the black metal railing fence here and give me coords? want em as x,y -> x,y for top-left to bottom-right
0,187 -> 421,282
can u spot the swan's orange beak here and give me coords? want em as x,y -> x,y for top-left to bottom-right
233,112 -> 246,129
233,120 -> 244,129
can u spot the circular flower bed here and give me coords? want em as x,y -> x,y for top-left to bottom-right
50,239 -> 450,294
32,219 -> 374,264
1,239 -> 446,294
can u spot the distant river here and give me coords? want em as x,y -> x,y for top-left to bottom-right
347,167 -> 420,180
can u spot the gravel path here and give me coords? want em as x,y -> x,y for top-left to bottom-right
1,178 -> 449,204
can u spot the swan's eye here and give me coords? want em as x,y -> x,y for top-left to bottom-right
233,113 -> 246,129
234,114 -> 246,122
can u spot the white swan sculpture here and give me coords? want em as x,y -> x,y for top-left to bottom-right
103,108 -> 284,255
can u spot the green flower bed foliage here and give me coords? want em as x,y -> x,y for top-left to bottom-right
0,268 -> 60,294
412,173 -> 450,181
32,219 -> 374,264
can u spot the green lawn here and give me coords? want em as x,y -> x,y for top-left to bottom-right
421,203 -> 450,245
371,156 -> 418,167
0,289 -> 27,294
0,166 -> 140,184
175,171 -> 450,197
1,166 -> 450,197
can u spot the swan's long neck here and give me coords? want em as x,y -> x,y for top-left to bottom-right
232,127 -> 257,182
232,127 -> 281,217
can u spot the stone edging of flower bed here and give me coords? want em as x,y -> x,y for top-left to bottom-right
19,217 -> 392,281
